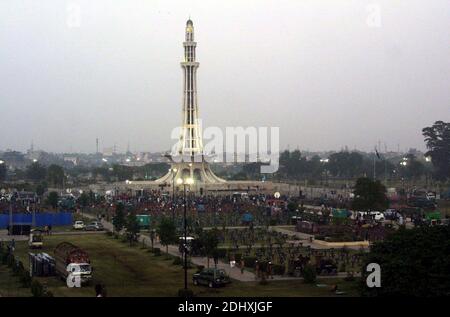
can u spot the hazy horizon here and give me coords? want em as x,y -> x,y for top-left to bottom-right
1,0 -> 449,154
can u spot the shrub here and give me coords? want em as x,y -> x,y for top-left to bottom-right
272,264 -> 285,275
234,253 -> 242,262
21,271 -> 32,288
339,262 -> 346,273
1,253 -> 7,265
243,256 -> 257,268
6,254 -> 14,267
302,264 -> 317,284
31,280 -> 44,297
13,261 -> 25,276
173,256 -> 182,265
152,248 -> 161,256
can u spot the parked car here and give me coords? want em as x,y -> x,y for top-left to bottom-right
357,211 -> 385,221
193,268 -> 230,288
316,258 -> 338,276
73,221 -> 86,230
85,222 -> 104,231
383,209 -> 399,220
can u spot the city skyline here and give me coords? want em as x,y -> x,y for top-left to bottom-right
1,0 -> 449,153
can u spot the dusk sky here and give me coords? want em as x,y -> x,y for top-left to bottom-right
1,0 -> 449,153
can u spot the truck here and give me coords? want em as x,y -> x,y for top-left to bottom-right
54,242 -> 92,286
29,229 -> 43,249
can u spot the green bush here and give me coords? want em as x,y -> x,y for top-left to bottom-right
173,256 -> 182,265
13,261 -> 25,276
6,254 -> 14,267
243,256 -> 257,268
21,271 -> 32,288
234,253 -> 242,262
1,253 -> 7,265
31,280 -> 44,297
339,262 -> 346,273
152,248 -> 161,256
302,264 -> 317,284
272,264 -> 285,275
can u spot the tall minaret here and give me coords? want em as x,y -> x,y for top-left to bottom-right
156,20 -> 226,185
178,19 -> 203,159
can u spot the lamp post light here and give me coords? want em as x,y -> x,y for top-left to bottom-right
177,177 -> 194,291
169,168 -> 178,220
320,158 -> 329,186
400,159 -> 408,204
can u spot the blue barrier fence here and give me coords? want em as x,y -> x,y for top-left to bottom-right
0,212 -> 73,228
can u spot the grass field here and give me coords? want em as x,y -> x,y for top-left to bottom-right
1,233 -> 358,297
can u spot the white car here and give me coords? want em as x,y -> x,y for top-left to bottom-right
73,221 -> 86,230
357,211 -> 385,221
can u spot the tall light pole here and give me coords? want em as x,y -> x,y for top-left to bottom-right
177,177 -> 194,291
169,168 -> 178,220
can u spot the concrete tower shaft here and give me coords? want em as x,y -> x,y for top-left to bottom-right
179,19 -> 202,157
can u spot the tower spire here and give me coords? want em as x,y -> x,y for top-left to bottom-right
179,18 -> 202,159
155,20 -> 226,185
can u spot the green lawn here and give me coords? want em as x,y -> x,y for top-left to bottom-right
2,233 -> 358,297
0,265 -> 31,297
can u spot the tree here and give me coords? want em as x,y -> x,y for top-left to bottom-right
360,226 -> 450,296
199,228 -> 220,268
112,164 -> 133,181
352,177 -> 388,211
125,213 -> 140,246
35,182 -> 47,197
77,192 -> 90,213
157,217 -> 178,255
0,163 -> 6,182
26,162 -> 47,182
328,151 -> 364,178
46,191 -> 59,210
46,164 -> 65,187
422,121 -> 450,181
112,203 -> 126,233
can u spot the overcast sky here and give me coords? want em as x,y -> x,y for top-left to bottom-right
1,0 -> 449,154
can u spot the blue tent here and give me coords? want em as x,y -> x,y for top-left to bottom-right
0,212 -> 73,229
242,213 -> 253,223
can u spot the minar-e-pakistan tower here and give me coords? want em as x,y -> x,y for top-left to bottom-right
156,19 -> 226,185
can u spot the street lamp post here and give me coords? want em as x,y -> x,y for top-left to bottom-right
177,177 -> 194,291
169,168 -> 178,221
